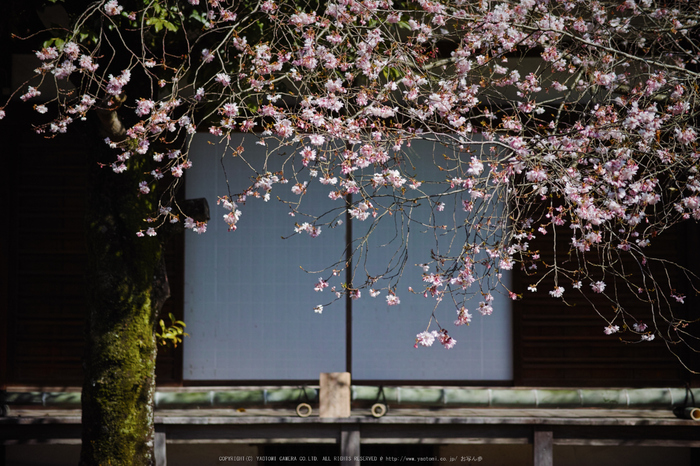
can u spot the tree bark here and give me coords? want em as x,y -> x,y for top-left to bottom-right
80,116 -> 166,465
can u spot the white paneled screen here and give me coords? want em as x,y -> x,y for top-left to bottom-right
184,134 -> 511,381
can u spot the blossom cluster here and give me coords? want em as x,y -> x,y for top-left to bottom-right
4,0 -> 699,351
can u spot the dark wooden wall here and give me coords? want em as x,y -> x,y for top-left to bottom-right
1,113 -> 183,388
513,218 -> 696,386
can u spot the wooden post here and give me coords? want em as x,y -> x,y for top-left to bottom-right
533,430 -> 553,466
340,425 -> 360,466
320,372 -> 351,418
155,431 -> 167,466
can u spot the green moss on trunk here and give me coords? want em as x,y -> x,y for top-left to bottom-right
80,135 -> 164,466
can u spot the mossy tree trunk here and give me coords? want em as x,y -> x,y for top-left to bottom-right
80,110 -> 168,465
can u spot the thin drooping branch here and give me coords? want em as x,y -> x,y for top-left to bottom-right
4,0 -> 700,361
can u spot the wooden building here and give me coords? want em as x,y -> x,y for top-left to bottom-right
1,6 -> 699,455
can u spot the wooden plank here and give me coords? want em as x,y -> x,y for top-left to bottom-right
166,438 -> 337,444
320,373 -> 351,418
360,424 -> 533,440
4,411 -> 700,453
360,438 -> 530,445
553,439 -> 700,447
161,424 -> 339,441
2,439 -> 82,445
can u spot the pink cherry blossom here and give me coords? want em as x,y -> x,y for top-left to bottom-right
437,332 -> 456,349
590,281 -> 606,294
415,331 -> 437,348
9,0 -> 700,364
106,70 -> 131,95
314,278 -> 329,292
549,287 -> 564,298
104,0 -> 123,16
20,86 -> 41,102
214,73 -> 231,86
454,307 -> 472,326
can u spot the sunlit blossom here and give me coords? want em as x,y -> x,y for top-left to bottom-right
10,0 -> 700,364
